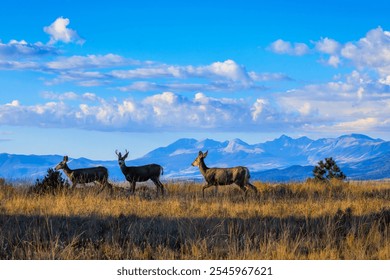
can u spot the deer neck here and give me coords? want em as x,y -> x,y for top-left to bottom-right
62,163 -> 73,177
120,162 -> 128,173
198,158 -> 209,177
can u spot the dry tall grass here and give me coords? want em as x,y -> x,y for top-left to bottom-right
0,179 -> 389,259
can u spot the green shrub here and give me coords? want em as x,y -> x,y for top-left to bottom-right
32,168 -> 70,195
313,157 -> 346,182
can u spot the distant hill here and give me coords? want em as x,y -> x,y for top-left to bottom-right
1,134 -> 389,182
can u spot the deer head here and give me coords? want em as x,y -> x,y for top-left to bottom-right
115,149 -> 129,167
55,156 -> 69,170
191,150 -> 208,167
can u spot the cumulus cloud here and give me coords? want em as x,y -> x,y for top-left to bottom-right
270,27 -> 390,72
340,27 -> 390,78
268,39 -> 310,56
0,92 -> 275,132
315,37 -> 341,55
275,70 -> 390,134
251,99 -> 267,121
44,17 -> 85,45
1,82 -> 389,135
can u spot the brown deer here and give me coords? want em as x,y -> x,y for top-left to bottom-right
191,150 -> 258,197
116,150 -> 165,196
55,156 -> 112,193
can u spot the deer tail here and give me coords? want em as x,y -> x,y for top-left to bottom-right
244,167 -> 250,183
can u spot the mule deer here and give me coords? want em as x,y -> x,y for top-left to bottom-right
192,150 -> 258,197
116,150 -> 165,196
55,156 -> 112,193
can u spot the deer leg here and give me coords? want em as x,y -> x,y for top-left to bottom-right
157,179 -> 165,196
129,181 -> 136,194
239,185 -> 248,199
202,184 -> 213,198
105,180 -> 113,195
151,179 -> 164,197
96,182 -> 105,194
246,182 -> 258,193
96,179 -> 109,194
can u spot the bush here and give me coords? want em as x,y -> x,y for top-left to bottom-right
313,157 -> 346,182
32,168 -> 70,195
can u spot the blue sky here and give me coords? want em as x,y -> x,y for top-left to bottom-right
0,0 -> 389,159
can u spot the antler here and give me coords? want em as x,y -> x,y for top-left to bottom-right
115,149 -> 122,158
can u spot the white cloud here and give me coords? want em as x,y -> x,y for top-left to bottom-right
268,39 -> 310,56
326,55 -> 341,67
6,100 -> 20,107
0,39 -> 58,59
379,75 -> 390,86
46,54 -> 137,70
111,60 -> 280,92
298,102 -> 312,116
315,37 -> 341,54
268,27 -> 390,75
41,91 -> 78,101
332,117 -> 381,131
340,27 -> 390,78
276,70 -> 390,134
0,92 -> 258,131
205,59 -> 252,83
249,72 -> 292,82
251,99 -> 267,121
269,27 -> 390,73
1,81 -> 389,135
111,59 -> 252,82
43,17 -> 85,45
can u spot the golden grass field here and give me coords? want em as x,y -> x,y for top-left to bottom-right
0,179 -> 389,259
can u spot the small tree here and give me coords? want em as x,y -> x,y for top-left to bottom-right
32,168 -> 69,195
313,157 -> 346,182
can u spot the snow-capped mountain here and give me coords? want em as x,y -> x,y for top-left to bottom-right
139,133 -> 389,180
0,134 -> 389,182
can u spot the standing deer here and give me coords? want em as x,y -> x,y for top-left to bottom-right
115,150 -> 165,196
55,156 -> 112,193
191,151 -> 258,198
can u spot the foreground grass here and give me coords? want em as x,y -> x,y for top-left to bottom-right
0,180 -> 389,259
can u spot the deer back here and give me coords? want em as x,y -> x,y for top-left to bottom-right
71,166 -> 108,183
205,166 -> 249,186
122,164 -> 162,182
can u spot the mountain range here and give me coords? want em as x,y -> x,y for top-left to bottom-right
0,134 -> 389,183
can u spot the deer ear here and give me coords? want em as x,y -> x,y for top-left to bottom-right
198,151 -> 203,156
203,151 -> 208,158
64,156 -> 68,162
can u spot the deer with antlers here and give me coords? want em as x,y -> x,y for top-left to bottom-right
115,150 -> 165,196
